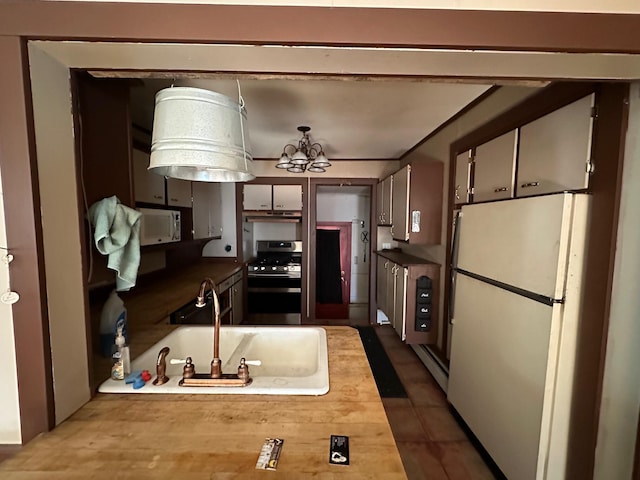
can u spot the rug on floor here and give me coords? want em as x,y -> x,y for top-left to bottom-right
355,326 -> 408,398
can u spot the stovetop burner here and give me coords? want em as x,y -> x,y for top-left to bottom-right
248,240 -> 302,277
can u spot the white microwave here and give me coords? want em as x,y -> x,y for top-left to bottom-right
138,208 -> 181,246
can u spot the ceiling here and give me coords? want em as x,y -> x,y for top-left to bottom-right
129,77 -> 492,161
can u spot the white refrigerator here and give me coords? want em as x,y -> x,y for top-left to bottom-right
447,193 -> 591,480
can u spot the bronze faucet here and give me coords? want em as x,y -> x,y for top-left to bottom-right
196,277 -> 222,378
153,346 -> 170,385
178,277 -> 252,387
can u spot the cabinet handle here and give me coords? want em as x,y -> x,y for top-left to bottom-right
153,195 -> 163,199
521,182 -> 540,188
455,185 -> 461,200
493,187 -> 509,193
275,204 -> 283,208
170,197 -> 178,202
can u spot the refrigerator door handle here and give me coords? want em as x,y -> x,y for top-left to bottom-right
449,210 -> 462,324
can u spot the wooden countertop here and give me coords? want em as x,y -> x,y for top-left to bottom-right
1,327 -> 407,479
120,260 -> 243,329
376,249 -> 441,267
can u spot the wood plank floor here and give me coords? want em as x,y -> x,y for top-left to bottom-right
374,325 -> 497,480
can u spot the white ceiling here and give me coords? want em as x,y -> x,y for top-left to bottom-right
129,77 -> 491,160
35,40 -> 640,163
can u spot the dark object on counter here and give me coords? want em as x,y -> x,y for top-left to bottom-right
329,435 -> 350,465
354,326 -> 407,398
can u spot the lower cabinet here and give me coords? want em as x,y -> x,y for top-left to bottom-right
376,251 -> 440,345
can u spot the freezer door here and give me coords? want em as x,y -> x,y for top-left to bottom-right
456,193 -> 589,300
448,275 -> 553,480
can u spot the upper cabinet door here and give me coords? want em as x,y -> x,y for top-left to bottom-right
391,165 -> 410,241
380,176 -> 393,226
454,150 -> 471,205
273,184 -> 302,211
517,94 -> 595,197
166,178 -> 192,208
133,148 -> 165,205
193,182 -> 222,239
473,130 -> 517,203
243,184 -> 272,210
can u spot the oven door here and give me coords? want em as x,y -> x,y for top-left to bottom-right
247,276 -> 301,324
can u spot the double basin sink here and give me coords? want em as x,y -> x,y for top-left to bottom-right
98,326 -> 329,395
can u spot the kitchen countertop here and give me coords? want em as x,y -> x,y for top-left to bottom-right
1,327 -> 407,479
375,249 -> 441,267
120,260 -> 243,329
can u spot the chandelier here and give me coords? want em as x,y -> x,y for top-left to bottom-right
275,126 -> 331,173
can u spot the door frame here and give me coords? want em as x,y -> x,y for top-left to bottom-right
307,178 -> 378,324
315,222 -> 351,320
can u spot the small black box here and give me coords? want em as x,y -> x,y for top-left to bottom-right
329,435 -> 350,465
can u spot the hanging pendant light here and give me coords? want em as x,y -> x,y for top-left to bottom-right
276,126 -> 331,174
149,86 -> 255,182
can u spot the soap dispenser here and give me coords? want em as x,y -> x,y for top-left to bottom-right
115,326 -> 131,376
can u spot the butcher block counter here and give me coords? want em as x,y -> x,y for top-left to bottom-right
1,327 -> 407,479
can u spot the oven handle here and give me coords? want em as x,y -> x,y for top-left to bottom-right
247,287 -> 302,294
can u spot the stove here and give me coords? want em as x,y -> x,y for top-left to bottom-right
248,241 -> 302,278
247,240 -> 302,325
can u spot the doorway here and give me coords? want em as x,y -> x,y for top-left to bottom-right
316,223 -> 351,319
310,182 -> 375,325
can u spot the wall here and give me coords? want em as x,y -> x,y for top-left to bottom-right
28,46 -> 91,424
55,0 -> 640,14
593,82 -> 640,479
401,86 -> 540,351
0,166 -> 21,443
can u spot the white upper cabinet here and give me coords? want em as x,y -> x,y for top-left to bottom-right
166,178 -> 192,208
379,176 -> 393,226
473,130 -> 517,203
391,165 -> 410,242
133,148 -> 165,205
273,184 -> 302,211
192,182 -> 222,239
454,150 -> 471,205
517,94 -> 595,197
243,184 -> 272,210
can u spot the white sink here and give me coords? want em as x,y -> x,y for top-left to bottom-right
98,326 -> 329,395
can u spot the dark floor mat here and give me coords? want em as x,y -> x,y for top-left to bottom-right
355,326 -> 408,398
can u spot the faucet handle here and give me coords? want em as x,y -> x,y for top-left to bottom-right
237,358 -> 250,381
183,357 -> 195,379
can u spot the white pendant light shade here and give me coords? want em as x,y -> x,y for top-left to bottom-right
276,153 -> 293,169
149,87 -> 255,182
290,149 -> 309,165
311,152 -> 331,168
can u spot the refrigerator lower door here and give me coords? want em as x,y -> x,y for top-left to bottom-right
448,275 -> 553,480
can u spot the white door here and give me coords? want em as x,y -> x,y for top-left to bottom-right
380,175 -> 393,225
517,94 -> 594,197
457,193 -> 581,298
243,184 -> 272,210
473,130 -> 517,202
133,148 -> 165,205
166,178 -> 192,208
192,182 -> 222,239
391,165 -> 410,241
273,184 -> 302,210
448,274 -> 553,480
454,150 -> 471,205
393,266 -> 407,340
